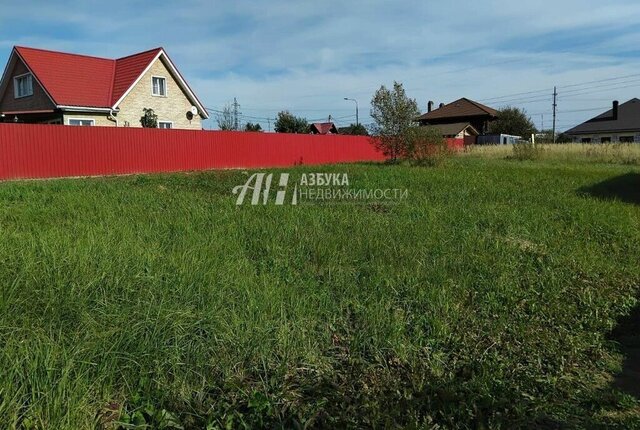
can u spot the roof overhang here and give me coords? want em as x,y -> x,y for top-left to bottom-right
566,128 -> 640,135
1,109 -> 57,115
111,49 -> 209,119
58,105 -> 116,113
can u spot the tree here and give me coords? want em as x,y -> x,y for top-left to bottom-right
244,122 -> 263,132
216,104 -> 234,130
274,111 -> 308,133
140,108 -> 158,128
489,107 -> 537,138
370,81 -> 420,161
339,123 -> 369,136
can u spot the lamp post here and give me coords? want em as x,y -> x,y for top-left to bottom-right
343,97 -> 359,126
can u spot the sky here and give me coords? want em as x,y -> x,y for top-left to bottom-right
2,0 -> 640,132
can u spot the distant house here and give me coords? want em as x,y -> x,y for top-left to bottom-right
433,122 -> 479,140
565,99 -> 640,143
310,122 -> 338,135
416,98 -> 499,138
0,46 -> 208,129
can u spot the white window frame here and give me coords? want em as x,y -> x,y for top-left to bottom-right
151,76 -> 167,97
13,73 -> 33,98
158,121 -> 173,129
67,118 -> 95,126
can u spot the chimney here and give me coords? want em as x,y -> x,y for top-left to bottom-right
439,103 -> 445,109
613,100 -> 619,120
428,101 -> 434,112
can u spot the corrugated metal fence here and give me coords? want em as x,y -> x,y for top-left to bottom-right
0,124 -> 387,180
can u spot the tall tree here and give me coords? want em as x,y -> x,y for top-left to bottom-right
489,107 -> 537,138
370,82 -> 420,161
216,104 -> 235,131
140,108 -> 158,128
274,111 -> 308,133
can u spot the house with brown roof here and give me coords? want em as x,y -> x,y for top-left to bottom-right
0,46 -> 208,129
565,99 -> 640,143
416,98 -> 498,137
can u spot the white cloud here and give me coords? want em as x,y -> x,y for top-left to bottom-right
2,0 -> 640,130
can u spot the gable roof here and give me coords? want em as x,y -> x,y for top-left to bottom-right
565,99 -> 640,135
310,122 -> 338,135
1,46 -> 208,118
433,122 -> 479,136
111,48 -> 163,105
15,46 -> 114,108
417,98 -> 498,121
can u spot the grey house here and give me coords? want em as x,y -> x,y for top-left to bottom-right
565,99 -> 640,143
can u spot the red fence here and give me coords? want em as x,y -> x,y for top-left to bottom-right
0,123 -> 388,180
0,124 -> 469,181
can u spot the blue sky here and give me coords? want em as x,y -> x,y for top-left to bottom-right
2,0 -> 640,131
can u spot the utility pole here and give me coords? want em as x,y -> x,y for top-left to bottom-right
552,86 -> 557,143
343,98 -> 359,126
232,97 -> 241,131
541,114 -> 544,131
267,118 -> 271,132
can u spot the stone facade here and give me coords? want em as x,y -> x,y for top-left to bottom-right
115,57 -> 202,130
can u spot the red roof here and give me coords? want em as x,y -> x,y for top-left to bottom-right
13,46 -> 164,108
310,122 -> 338,135
111,48 -> 162,105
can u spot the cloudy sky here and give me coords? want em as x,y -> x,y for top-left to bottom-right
2,0 -> 640,131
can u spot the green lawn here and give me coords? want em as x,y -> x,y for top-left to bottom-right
0,157 -> 639,428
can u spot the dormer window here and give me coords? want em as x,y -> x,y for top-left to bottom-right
14,73 -> 33,98
152,76 -> 166,96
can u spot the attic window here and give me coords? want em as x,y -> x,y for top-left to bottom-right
14,73 -> 33,98
152,76 -> 166,96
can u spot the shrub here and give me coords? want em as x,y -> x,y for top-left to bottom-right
405,126 -> 451,166
511,142 -> 543,161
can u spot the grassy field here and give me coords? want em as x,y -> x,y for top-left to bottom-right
0,150 -> 639,428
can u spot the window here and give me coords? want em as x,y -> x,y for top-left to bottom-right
158,121 -> 173,129
68,118 -> 95,126
619,136 -> 634,143
600,136 -> 611,143
152,77 -> 166,96
14,73 -> 33,98
581,138 -> 591,143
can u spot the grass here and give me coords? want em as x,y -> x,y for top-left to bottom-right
0,153 -> 639,428
462,142 -> 640,165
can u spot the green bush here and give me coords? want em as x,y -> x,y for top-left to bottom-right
511,142 -> 543,161
405,126 -> 452,166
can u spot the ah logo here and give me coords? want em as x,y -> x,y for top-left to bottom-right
233,173 -> 298,205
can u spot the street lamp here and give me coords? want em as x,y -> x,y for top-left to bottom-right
343,97 -> 359,126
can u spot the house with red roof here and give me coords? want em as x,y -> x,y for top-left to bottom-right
0,46 -> 208,129
309,122 -> 338,135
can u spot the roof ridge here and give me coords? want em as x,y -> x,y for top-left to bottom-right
108,59 -> 116,106
462,97 -> 497,114
115,47 -> 163,61
15,45 -> 113,62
